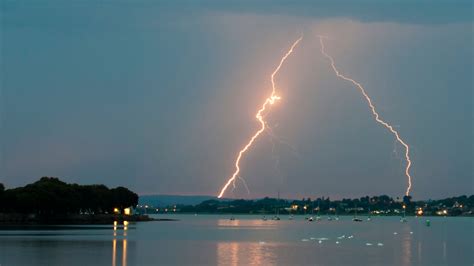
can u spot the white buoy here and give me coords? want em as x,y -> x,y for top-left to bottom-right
393,232 -> 398,235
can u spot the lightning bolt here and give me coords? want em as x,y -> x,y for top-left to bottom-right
265,122 -> 301,158
231,176 -> 250,195
265,122 -> 301,186
319,36 -> 413,196
217,36 -> 303,199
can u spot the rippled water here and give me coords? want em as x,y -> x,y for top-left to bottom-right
0,215 -> 472,265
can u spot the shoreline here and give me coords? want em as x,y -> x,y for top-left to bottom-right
146,212 -> 473,218
0,213 -> 178,225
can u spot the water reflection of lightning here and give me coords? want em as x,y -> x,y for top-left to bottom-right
319,36 -> 413,196
217,36 -> 303,199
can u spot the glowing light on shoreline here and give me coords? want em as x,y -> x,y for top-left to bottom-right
319,36 -> 413,196
217,36 -> 303,198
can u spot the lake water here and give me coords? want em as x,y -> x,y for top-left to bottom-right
0,215 -> 472,265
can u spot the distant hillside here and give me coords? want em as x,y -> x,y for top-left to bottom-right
139,195 -> 217,207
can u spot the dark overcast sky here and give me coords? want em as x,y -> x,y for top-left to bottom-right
1,0 -> 472,199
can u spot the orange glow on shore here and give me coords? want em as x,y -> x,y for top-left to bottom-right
319,36 -> 413,196
217,36 -> 303,198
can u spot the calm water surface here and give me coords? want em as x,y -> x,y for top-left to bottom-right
0,215 -> 472,265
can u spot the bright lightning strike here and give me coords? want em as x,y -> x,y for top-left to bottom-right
319,36 -> 413,196
217,36 -> 303,199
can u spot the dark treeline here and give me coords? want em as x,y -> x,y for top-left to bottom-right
163,195 -> 474,216
0,177 -> 138,215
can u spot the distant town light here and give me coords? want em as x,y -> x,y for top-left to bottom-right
436,209 -> 448,216
113,208 -> 120,214
124,208 -> 131,216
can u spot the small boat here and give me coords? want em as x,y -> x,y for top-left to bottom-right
353,204 -> 362,222
316,200 -> 321,221
262,215 -> 267,221
273,191 -> 281,221
230,216 -> 235,221
289,214 -> 294,220
308,202 -> 315,221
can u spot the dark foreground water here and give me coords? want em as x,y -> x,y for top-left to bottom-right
0,215 -> 472,266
